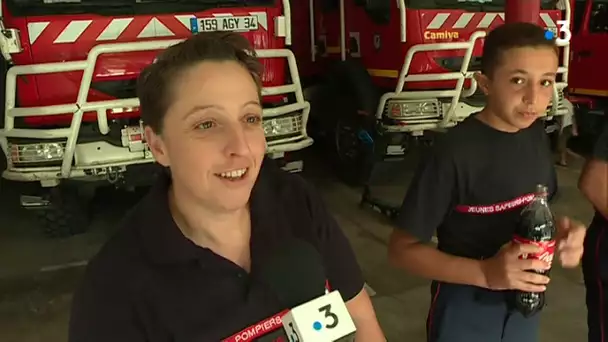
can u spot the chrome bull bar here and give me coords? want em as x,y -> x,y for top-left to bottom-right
0,39 -> 311,182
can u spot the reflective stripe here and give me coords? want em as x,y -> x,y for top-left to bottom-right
137,18 -> 173,39
424,12 -> 557,30
476,13 -> 502,29
26,12 -> 268,45
28,22 -> 50,44
54,20 -> 92,43
96,18 -> 133,41
427,13 -> 451,30
452,13 -> 475,29
540,13 -> 558,27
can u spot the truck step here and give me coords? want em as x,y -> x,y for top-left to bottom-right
20,195 -> 51,209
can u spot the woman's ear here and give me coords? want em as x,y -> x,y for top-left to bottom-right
474,71 -> 491,96
144,126 -> 170,167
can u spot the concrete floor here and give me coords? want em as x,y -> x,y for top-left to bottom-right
0,151 -> 595,342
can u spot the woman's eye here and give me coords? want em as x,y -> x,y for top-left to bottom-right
246,115 -> 262,124
196,121 -> 215,130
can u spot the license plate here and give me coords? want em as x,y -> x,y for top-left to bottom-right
121,125 -> 146,152
191,16 -> 258,33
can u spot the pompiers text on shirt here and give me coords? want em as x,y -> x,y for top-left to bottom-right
223,310 -> 288,342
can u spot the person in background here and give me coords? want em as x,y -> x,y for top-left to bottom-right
387,23 -> 586,342
68,32 -> 385,342
579,120 -> 608,342
556,109 -> 578,167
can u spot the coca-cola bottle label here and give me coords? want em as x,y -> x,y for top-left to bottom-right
512,236 -> 556,267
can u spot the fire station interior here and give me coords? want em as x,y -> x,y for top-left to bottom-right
0,0 -> 607,341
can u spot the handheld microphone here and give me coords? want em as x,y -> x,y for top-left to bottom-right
258,239 -> 357,342
282,290 -> 356,342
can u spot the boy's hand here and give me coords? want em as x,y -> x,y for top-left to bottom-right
481,242 -> 551,292
556,216 -> 586,268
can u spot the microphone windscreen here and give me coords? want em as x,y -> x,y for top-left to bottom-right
256,238 -> 327,308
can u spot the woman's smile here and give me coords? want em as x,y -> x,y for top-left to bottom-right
215,167 -> 251,187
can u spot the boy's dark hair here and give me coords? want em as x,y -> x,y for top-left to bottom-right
137,32 -> 263,134
481,22 -> 557,77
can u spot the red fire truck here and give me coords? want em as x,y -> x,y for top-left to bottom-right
0,0 -> 311,237
291,0 -> 573,184
567,0 -> 608,151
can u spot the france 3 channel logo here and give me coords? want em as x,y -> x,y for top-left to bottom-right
545,20 -> 571,45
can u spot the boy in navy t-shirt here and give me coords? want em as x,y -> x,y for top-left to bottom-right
387,23 -> 587,342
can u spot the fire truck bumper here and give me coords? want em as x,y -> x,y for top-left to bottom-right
0,140 -> 157,184
379,92 -> 571,134
1,135 -> 314,184
0,41 -> 312,185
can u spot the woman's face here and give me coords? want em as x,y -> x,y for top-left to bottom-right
145,60 -> 266,212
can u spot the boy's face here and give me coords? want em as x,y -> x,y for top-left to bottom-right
477,46 -> 558,131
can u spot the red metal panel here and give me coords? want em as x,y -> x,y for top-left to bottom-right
505,0 -> 542,24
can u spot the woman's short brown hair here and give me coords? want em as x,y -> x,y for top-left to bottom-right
137,31 -> 263,134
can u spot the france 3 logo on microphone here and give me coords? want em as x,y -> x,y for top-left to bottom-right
281,291 -> 356,342
545,20 -> 571,46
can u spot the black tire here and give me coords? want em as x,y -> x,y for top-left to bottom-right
36,187 -> 91,238
325,59 -> 380,115
320,60 -> 380,186
332,107 -> 375,186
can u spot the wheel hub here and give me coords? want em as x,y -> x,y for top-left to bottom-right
335,120 -> 367,162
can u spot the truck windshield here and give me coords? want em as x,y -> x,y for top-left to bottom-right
6,0 -> 274,17
409,0 -> 556,10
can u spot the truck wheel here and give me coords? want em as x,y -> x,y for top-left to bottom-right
324,60 -> 379,186
36,187 -> 91,238
332,99 -> 375,186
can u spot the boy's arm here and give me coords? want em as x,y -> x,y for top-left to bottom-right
389,230 -> 488,287
387,144 -> 487,287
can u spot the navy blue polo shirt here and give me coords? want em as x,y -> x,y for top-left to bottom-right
68,158 -> 364,342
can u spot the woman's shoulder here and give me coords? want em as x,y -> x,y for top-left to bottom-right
82,207 -> 149,289
251,158 -> 326,238
256,157 -> 316,202
69,210 -> 153,339
254,158 -> 334,234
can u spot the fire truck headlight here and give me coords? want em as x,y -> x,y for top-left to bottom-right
9,142 -> 65,164
388,100 -> 439,118
263,113 -> 304,138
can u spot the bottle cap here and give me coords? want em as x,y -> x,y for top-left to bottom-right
536,184 -> 548,196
